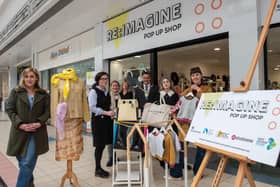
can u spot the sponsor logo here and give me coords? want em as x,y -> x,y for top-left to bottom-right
256,138 -> 268,146
203,128 -> 214,136
190,126 -> 201,134
231,135 -> 254,143
216,130 -> 229,139
267,138 -> 277,150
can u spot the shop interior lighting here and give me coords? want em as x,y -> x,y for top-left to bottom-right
134,55 -> 142,58
213,47 -> 221,51
276,64 -> 280,67
116,59 -> 122,62
273,67 -> 280,71
267,49 -> 273,53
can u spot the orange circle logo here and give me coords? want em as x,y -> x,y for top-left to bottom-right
195,22 -> 205,33
211,0 -> 223,10
268,121 -> 277,130
276,94 -> 280,102
272,107 -> 280,116
212,17 -> 223,29
194,3 -> 205,15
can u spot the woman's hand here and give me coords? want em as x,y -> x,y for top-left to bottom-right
104,111 -> 115,117
19,124 -> 36,132
191,84 -> 201,92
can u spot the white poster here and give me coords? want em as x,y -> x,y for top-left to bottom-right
103,0 -> 230,59
186,90 -> 280,166
86,71 -> 97,86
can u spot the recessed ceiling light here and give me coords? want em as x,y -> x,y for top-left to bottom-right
116,59 -> 122,62
267,49 -> 273,53
277,64 -> 280,68
134,55 -> 141,58
213,48 -> 221,51
273,67 -> 280,71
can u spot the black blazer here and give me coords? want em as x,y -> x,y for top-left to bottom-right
134,84 -> 159,110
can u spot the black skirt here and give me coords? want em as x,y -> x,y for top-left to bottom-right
91,115 -> 113,146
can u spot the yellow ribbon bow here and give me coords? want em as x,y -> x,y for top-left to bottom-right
51,68 -> 78,100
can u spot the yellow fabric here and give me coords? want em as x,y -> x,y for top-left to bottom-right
51,68 -> 78,101
162,130 -> 176,167
179,123 -> 190,142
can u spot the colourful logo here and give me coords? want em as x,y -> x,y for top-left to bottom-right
216,130 -> 229,139
203,128 -> 208,134
266,138 -> 277,150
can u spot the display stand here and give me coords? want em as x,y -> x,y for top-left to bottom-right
190,0 -> 277,186
126,119 -> 188,187
60,160 -> 80,187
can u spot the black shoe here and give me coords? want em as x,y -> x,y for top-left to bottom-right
187,164 -> 192,170
95,168 -> 109,178
106,158 -> 113,167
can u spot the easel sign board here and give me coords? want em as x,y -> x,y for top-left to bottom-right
186,90 -> 280,166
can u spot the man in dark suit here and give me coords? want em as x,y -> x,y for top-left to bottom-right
132,71 -> 159,150
134,71 -> 159,110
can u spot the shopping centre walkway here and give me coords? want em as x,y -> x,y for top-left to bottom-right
0,112 -> 278,187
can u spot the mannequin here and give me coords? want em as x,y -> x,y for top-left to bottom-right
51,68 -> 90,187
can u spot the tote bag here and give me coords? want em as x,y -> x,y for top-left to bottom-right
117,99 -> 138,121
141,97 -> 171,127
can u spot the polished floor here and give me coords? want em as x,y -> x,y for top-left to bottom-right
0,112 -> 278,187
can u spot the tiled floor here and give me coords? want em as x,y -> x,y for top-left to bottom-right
0,112 -> 278,187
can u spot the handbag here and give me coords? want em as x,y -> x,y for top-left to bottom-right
141,96 -> 171,127
117,99 -> 138,121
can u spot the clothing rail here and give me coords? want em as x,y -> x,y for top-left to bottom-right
118,118 -> 188,187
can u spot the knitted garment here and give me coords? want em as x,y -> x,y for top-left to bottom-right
162,130 -> 176,168
148,128 -> 165,160
55,102 -> 67,140
176,96 -> 198,122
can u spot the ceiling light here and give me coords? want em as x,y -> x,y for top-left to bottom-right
116,59 -> 122,62
267,49 -> 273,53
134,55 -> 141,58
277,64 -> 280,68
213,48 -> 221,51
273,67 -> 280,71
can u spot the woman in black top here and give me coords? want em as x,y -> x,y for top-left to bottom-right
119,79 -> 133,99
88,72 -> 115,178
160,78 -> 179,105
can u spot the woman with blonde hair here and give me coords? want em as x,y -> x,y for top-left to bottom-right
5,67 -> 50,187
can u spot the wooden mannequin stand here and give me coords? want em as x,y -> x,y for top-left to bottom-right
60,160 -> 80,187
190,1 -> 277,186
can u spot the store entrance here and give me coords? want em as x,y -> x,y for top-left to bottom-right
158,38 -> 230,94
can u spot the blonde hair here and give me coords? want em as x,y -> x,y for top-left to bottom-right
160,77 -> 173,90
18,67 -> 41,89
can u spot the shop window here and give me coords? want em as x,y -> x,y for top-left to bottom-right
110,54 -> 151,87
158,38 -> 229,94
266,27 -> 280,90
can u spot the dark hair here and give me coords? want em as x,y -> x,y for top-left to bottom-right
190,67 -> 202,75
142,71 -> 151,76
95,71 -> 109,85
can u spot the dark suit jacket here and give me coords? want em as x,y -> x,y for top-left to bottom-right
134,84 -> 159,110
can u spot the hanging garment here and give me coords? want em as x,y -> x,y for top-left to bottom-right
148,128 -> 165,160
162,130 -> 176,168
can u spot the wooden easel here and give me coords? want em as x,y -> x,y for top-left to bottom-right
126,119 -> 188,187
60,160 -> 80,187
191,0 -> 277,186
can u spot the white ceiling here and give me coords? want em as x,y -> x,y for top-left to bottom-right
0,0 -> 150,67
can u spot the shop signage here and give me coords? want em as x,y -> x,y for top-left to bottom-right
50,46 -> 70,60
186,90 -> 280,166
103,0 -> 230,59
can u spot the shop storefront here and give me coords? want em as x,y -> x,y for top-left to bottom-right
103,0 -> 263,90
103,0 -> 280,185
36,28 -> 99,91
